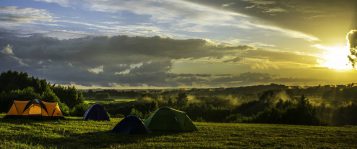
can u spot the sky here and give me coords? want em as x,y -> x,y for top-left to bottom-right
0,0 -> 356,88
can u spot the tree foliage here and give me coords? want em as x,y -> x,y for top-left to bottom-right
0,70 -> 84,114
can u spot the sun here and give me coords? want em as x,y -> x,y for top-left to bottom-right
318,45 -> 352,71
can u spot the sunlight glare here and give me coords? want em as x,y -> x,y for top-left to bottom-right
319,45 -> 352,71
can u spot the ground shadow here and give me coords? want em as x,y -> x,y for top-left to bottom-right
49,130 -> 185,148
0,117 -> 193,148
0,117 -> 67,124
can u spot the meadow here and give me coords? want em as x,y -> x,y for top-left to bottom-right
1,115 -> 357,148
84,98 -> 136,104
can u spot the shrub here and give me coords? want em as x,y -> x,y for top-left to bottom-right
59,102 -> 70,116
130,108 -> 143,118
70,103 -> 90,116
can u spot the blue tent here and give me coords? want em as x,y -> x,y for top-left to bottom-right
112,115 -> 149,134
83,104 -> 110,121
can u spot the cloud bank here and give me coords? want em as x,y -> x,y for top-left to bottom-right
0,34 -> 322,88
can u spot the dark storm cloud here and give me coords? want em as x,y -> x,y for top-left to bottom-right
0,34 -> 254,86
0,33 -> 324,87
187,0 -> 357,43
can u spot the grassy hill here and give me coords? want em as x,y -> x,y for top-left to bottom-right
0,115 -> 357,148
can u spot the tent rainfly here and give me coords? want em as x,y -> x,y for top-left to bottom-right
5,99 -> 64,118
112,115 -> 150,134
144,107 -> 197,132
83,104 -> 110,121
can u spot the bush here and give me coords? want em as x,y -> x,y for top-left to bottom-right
70,103 -> 90,116
130,108 -> 144,118
59,102 -> 70,116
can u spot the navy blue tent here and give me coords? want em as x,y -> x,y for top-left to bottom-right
83,104 -> 110,121
112,115 -> 149,134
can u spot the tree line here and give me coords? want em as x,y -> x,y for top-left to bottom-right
1,70 -> 357,125
86,84 -> 357,125
0,71 -> 85,115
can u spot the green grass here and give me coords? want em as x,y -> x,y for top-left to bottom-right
84,98 -> 136,104
0,115 -> 357,148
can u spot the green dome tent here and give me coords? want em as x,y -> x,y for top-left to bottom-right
144,107 -> 197,132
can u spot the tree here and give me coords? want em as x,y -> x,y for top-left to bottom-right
283,95 -> 319,125
149,100 -> 159,111
42,87 -> 60,102
52,85 -> 84,108
176,92 -> 188,108
0,71 -> 84,113
167,97 -> 174,106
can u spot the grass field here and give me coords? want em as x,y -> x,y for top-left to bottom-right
84,98 -> 136,104
1,115 -> 357,148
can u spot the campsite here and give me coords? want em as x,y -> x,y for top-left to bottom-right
1,114 -> 357,148
1,71 -> 357,148
1,97 -> 357,148
1,0 -> 357,148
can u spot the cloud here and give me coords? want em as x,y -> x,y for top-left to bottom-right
88,65 -> 104,74
238,20 -> 319,42
0,0 -> 355,87
115,62 -> 144,75
248,59 -> 279,70
85,0 -> 321,42
0,44 -> 27,71
347,30 -> 357,49
34,0 -> 70,7
223,57 -> 242,63
242,49 -> 318,65
85,0 -> 247,23
242,0 -> 286,15
1,44 -> 14,55
199,48 -> 318,67
347,30 -> 357,67
188,0 -> 356,43
0,33 -> 352,87
0,34 -> 251,86
169,72 -> 322,87
0,6 -> 52,27
32,0 -> 320,43
222,2 -> 235,7
115,69 -> 130,75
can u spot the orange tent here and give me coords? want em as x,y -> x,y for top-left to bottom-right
6,99 -> 63,118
